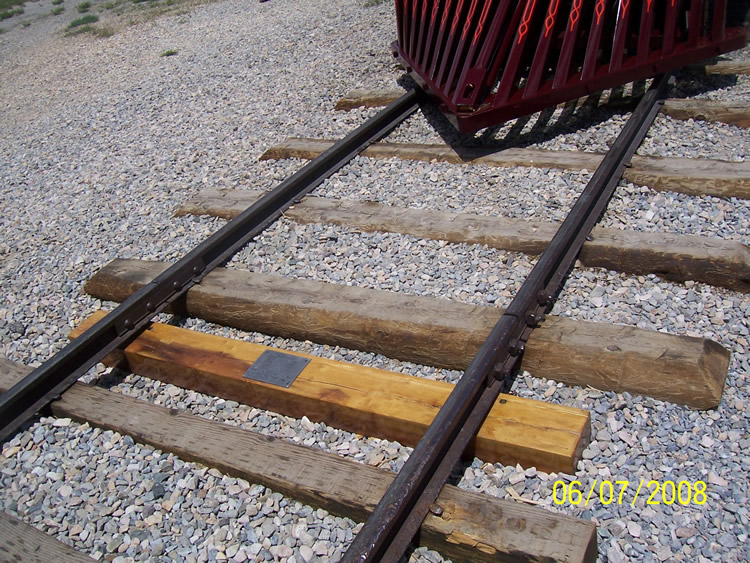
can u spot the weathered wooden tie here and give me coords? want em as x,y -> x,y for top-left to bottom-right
660,99 -> 750,128
335,89 -> 408,110
260,138 -> 750,200
0,358 -> 598,562
71,311 -> 590,473
177,189 -> 750,292
85,259 -> 730,409
688,60 -> 750,75
0,511 -> 92,563
335,88 -> 750,129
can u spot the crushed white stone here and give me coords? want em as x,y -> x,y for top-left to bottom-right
1,0 -> 748,561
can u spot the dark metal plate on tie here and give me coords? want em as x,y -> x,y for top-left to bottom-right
243,350 -> 310,388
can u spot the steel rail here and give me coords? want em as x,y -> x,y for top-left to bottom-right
343,74 -> 671,562
0,90 -> 421,445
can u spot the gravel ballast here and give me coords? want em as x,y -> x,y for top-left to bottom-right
1,1 -> 749,562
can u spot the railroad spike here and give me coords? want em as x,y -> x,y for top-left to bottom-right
537,290 -> 553,307
526,311 -> 546,327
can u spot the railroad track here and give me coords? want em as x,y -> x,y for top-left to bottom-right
2,34 -> 749,563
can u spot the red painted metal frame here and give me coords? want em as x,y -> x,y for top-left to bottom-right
393,0 -> 749,132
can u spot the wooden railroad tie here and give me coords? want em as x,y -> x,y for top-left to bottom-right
660,99 -> 750,128
0,510 -> 92,563
260,137 -> 750,200
71,310 -> 590,474
688,59 -> 750,75
0,358 -> 597,563
335,87 -> 750,129
177,188 -> 750,293
85,259 -> 730,409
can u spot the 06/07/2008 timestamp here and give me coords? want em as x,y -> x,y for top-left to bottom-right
552,479 -> 707,507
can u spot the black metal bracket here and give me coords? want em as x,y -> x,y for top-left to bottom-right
243,351 -> 310,388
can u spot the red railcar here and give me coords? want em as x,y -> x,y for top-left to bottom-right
392,0 -> 750,131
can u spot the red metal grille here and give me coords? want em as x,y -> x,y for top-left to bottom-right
393,0 -> 749,132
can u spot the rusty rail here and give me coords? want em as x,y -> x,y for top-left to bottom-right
0,90 -> 421,444
343,73 -> 671,562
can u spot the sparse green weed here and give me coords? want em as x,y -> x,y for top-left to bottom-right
65,21 -> 113,36
76,0 -> 90,12
0,6 -> 22,19
92,25 -> 113,36
68,14 -> 99,25
160,48 -> 177,56
0,0 -> 23,11
51,5 -> 63,13
65,22 -> 91,33
68,12 -> 97,26
100,0 -> 123,9
64,0 -> 226,37
51,0 -> 63,4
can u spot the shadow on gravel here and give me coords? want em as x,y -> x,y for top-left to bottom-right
398,64 -> 741,156
94,366 -> 130,390
671,67 -> 738,99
